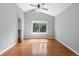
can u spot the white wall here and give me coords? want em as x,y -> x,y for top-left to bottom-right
24,10 -> 55,38
0,3 -> 24,53
0,3 -> 18,52
55,3 -> 79,54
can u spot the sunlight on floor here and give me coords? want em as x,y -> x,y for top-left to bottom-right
28,39 -> 48,43
28,39 -> 48,55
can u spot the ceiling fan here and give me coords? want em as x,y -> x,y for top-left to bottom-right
30,3 -> 48,12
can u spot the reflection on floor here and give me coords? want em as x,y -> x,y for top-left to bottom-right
1,38 -> 77,56
30,39 -> 48,55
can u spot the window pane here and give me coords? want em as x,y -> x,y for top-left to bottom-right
40,23 -> 46,32
33,22 -> 46,33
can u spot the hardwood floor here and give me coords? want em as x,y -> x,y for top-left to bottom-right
1,38 -> 77,56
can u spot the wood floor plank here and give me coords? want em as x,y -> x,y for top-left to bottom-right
1,38 -> 77,56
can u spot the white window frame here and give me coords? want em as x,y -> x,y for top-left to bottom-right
31,21 -> 48,34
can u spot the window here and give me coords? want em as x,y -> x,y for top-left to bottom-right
32,21 -> 48,34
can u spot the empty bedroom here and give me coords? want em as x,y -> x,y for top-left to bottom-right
0,3 -> 79,56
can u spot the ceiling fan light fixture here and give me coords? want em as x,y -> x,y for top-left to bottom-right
30,3 -> 48,13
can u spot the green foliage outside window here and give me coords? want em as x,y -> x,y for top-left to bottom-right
33,23 -> 46,32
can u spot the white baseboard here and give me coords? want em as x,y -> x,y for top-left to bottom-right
0,42 -> 17,55
55,37 -> 79,55
24,36 -> 55,39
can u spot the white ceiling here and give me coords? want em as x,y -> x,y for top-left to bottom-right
17,3 -> 72,17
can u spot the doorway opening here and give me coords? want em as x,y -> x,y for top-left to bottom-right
18,17 -> 22,43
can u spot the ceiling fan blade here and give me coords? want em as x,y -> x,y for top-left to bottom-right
41,8 -> 48,10
30,4 -> 37,7
42,3 -> 45,5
